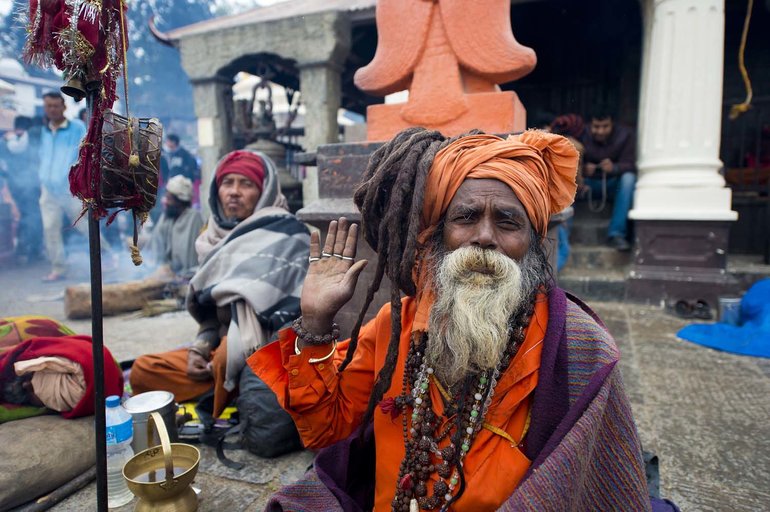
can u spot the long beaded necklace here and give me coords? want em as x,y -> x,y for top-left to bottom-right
387,299 -> 535,512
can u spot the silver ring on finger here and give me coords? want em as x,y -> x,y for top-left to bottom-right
321,251 -> 333,258
341,256 -> 355,261
332,253 -> 344,259
309,256 -> 321,263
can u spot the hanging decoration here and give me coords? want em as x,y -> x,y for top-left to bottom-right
100,111 -> 162,265
22,0 -> 161,265
730,0 -> 755,120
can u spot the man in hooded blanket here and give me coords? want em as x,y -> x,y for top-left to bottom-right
143,174 -> 204,277
250,128 -> 674,511
130,151 -> 310,420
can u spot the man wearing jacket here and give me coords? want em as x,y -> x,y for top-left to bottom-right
37,92 -> 87,281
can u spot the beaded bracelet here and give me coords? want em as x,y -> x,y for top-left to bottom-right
291,317 -> 340,346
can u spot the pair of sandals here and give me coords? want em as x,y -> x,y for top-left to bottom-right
673,300 -> 713,320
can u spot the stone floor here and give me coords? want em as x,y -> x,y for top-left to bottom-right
1,257 -> 768,511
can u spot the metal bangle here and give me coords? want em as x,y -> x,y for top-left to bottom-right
309,340 -> 337,364
294,337 -> 338,364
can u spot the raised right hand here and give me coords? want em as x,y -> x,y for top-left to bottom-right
300,217 -> 368,335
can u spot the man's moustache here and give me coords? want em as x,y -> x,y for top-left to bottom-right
449,248 -> 514,279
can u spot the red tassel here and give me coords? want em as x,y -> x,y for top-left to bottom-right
379,397 -> 401,420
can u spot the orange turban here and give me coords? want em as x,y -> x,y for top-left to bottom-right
421,130 -> 579,237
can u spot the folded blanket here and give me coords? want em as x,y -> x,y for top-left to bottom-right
0,316 -> 75,354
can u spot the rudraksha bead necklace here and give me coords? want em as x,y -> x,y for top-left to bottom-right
388,296 -> 536,512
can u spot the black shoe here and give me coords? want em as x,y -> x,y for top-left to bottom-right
607,236 -> 631,252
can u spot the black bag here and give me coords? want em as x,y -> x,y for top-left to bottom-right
237,364 -> 303,458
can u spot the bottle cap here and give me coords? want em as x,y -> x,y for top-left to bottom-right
106,395 -> 121,408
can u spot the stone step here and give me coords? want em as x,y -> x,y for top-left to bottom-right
572,198 -> 613,221
569,218 -> 610,245
565,244 -> 632,270
727,254 -> 770,290
556,267 -> 628,302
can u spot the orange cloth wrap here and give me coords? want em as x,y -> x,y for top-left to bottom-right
421,130 -> 579,238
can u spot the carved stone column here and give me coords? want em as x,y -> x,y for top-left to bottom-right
298,62 -> 344,203
628,0 -> 738,307
191,76 -> 234,213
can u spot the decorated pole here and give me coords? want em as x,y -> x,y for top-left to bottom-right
23,2 -> 162,509
88,197 -> 108,510
84,82 -> 108,510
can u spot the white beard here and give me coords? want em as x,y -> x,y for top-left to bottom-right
426,246 -> 529,387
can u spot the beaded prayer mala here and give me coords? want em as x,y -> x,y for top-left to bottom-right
386,296 -> 536,512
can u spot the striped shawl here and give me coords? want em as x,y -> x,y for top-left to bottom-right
188,211 -> 309,391
265,287 -> 654,511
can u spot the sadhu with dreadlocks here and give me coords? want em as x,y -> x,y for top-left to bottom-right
249,128 -> 665,511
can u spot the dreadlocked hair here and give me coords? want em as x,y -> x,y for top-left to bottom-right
339,127 -> 477,432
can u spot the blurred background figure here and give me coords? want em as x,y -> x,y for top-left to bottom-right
0,115 -> 43,265
743,125 -> 770,170
37,92 -> 95,281
142,175 -> 204,279
549,113 -> 586,271
163,133 -> 200,205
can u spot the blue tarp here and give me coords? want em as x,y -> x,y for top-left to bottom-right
677,279 -> 770,358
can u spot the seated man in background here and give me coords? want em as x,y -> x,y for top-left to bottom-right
130,151 -> 310,421
252,128 -> 666,511
549,113 -> 586,271
143,175 -> 204,278
581,106 -> 637,252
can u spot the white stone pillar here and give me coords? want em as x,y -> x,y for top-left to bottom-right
630,0 -> 736,222
191,76 -> 234,215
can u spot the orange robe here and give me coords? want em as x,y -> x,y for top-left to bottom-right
250,295 -> 548,512
130,337 -> 234,417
